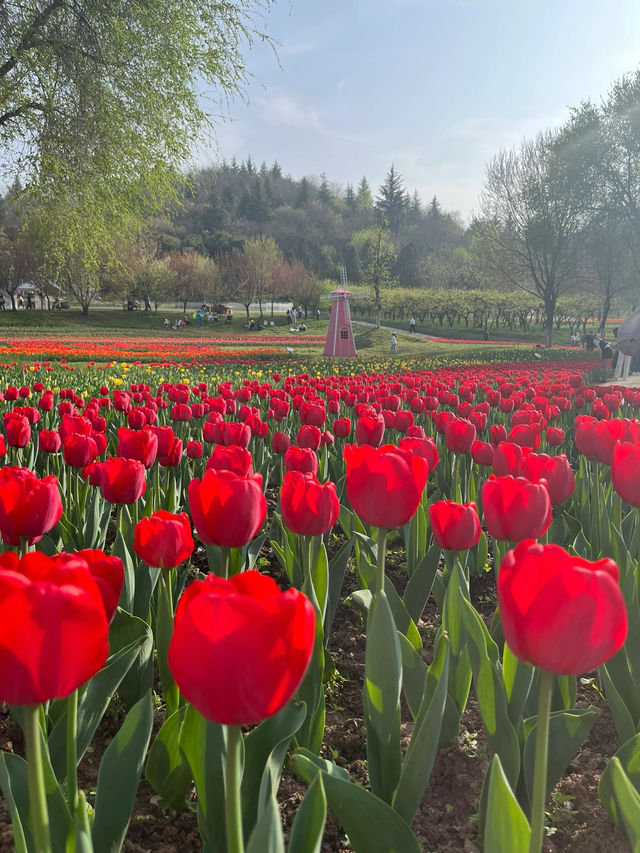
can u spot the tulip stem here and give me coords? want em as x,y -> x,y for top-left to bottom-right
220,547 -> 230,579
224,725 -> 245,853
375,528 -> 388,597
529,668 -> 554,853
23,704 -> 52,853
66,689 -> 78,811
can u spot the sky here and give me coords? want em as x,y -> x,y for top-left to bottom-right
194,0 -> 640,222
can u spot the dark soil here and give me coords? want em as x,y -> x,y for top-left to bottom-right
0,557 -> 630,852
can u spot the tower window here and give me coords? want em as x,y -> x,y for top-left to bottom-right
340,328 -> 348,340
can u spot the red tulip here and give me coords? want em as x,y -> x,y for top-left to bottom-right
271,431 -> 291,455
482,475 -> 551,542
134,511 -> 194,569
444,417 -> 476,454
333,417 -> 351,438
281,472 -> 340,536
149,425 -> 175,456
159,436 -> 183,467
63,433 -> 99,468
0,551 -> 109,704
344,443 -> 428,529
545,426 -> 565,446
491,441 -> 530,476
100,457 -> 146,504
471,440 -> 494,467
206,444 -> 253,477
59,414 -> 92,442
297,425 -> 322,450
5,414 -> 30,448
187,440 -> 203,459
39,429 -> 62,453
188,469 -> 267,548
355,413 -> 385,448
168,571 -> 315,725
0,467 -> 63,546
284,446 -> 319,475
518,452 -> 575,505
55,550 -> 124,624
399,436 -> 439,471
498,540 -> 627,675
429,500 -> 481,551
117,427 -> 158,469
612,442 -> 640,506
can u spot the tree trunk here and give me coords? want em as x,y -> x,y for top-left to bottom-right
82,302 -> 89,316
545,300 -> 555,347
599,292 -> 611,336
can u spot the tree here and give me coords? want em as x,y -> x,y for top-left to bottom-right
0,233 -> 34,310
219,249 -> 254,317
376,165 -> 407,233
0,1 -> 274,309
480,130 -> 587,346
351,225 -> 397,328
274,260 -> 327,318
243,236 -> 281,317
169,250 -> 205,312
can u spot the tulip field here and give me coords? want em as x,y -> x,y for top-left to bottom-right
1,344 -> 640,853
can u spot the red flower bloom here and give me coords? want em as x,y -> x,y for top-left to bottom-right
271,431 -> 291,455
518,452 -> 575,505
187,440 -> 203,459
471,440 -> 494,467
63,433 -> 99,468
159,436 -> 183,467
55,550 -> 124,624
498,540 -> 627,675
399,436 -> 439,471
281,472 -> 340,536
117,427 -> 158,469
0,467 -> 63,546
297,424 -> 322,450
612,442 -> 640,506
134,511 -> 194,569
100,457 -> 146,504
482,475 -> 552,542
206,444 -> 253,477
168,571 -> 315,725
355,413 -> 386,448
188,469 -> 266,548
333,417 -> 351,438
344,443 -> 428,529
0,551 -> 109,704
5,414 -> 30,448
545,426 -> 565,446
39,429 -> 62,453
444,417 -> 476,454
429,500 -> 481,551
284,446 -> 319,475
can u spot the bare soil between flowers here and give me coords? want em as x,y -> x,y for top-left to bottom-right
0,552 -> 629,853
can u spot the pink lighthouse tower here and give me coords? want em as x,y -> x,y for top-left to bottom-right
324,287 -> 357,357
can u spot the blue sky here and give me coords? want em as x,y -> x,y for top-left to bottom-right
196,0 -> 640,221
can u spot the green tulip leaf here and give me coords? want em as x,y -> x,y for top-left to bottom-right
364,591 -> 402,744
599,757 -> 640,850
290,753 -> 420,853
242,700 -> 307,836
92,690 -> 154,853
287,773 -> 327,853
601,661 -> 638,746
483,754 -> 531,853
179,704 -> 227,853
246,792 -> 285,853
522,706 -> 599,812
399,632 -> 428,719
403,543 -> 441,624
145,706 -> 193,812
48,617 -> 151,781
392,635 -> 449,824
325,537 -> 353,639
